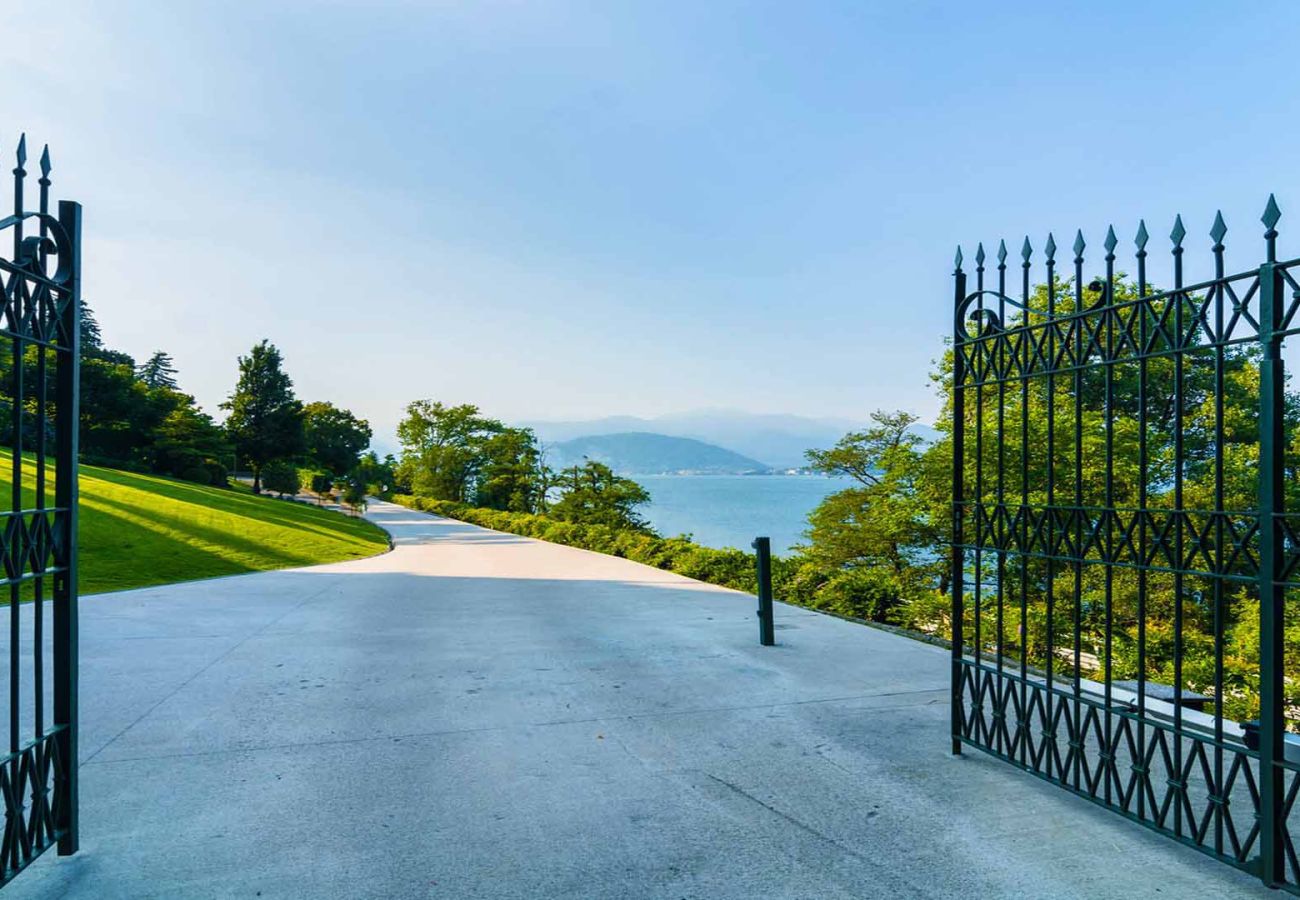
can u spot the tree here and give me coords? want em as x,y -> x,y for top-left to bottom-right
303,401 -> 372,476
395,400 -> 503,502
549,461 -> 652,531
79,299 -> 103,355
150,396 -> 233,479
474,427 -> 542,512
309,472 -> 335,504
803,411 -> 943,611
136,351 -> 179,390
261,460 -> 300,498
353,451 -> 396,497
222,340 -> 305,492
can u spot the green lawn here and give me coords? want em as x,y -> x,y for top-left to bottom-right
0,452 -> 389,595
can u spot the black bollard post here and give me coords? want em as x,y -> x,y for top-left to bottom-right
752,536 -> 774,646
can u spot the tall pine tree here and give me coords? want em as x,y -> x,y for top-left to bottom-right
136,351 -> 179,389
221,340 -> 304,492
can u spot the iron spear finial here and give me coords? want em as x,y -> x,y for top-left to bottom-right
39,144 -> 50,179
1263,194 -> 1282,231
1135,219 -> 1149,252
1210,210 -> 1227,246
1021,237 -> 1032,263
1171,214 -> 1186,248
1072,229 -> 1085,260
1044,232 -> 1057,261
1104,225 -> 1117,255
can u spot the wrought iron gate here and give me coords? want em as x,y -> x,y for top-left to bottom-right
0,136 -> 80,884
951,196 -> 1300,889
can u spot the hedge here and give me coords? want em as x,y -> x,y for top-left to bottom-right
388,494 -> 949,636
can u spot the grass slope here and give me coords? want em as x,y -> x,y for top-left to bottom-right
1,452 -> 389,595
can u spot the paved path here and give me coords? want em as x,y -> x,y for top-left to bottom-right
10,501 -> 1266,899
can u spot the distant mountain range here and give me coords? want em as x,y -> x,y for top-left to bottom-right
547,432 -> 769,475
524,409 -> 870,469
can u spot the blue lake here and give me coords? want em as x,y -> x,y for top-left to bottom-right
635,474 -> 851,553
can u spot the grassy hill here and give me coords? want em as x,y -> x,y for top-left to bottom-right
0,452 -> 389,595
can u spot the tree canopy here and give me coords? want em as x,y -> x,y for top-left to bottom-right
222,340 -> 305,492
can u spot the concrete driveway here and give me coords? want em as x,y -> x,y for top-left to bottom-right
7,500 -> 1267,898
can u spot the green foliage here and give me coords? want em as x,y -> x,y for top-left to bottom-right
308,471 -> 335,502
136,351 -> 179,389
222,340 -> 305,492
303,401 -> 372,476
352,451 -> 396,498
261,460 -> 300,498
548,460 -> 652,531
340,478 -> 367,513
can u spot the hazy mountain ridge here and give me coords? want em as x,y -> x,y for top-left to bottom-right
546,432 -> 770,475
524,409 -> 866,468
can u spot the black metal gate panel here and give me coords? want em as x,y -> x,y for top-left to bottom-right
951,197 -> 1300,890
0,136 -> 80,884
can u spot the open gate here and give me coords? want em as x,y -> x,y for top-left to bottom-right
0,136 -> 80,884
952,196 -> 1300,889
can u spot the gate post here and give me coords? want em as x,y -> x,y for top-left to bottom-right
951,253 -> 966,756
1257,205 -> 1284,886
53,199 -> 80,855
752,537 -> 774,646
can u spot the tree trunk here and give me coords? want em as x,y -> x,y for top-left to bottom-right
252,466 -> 262,493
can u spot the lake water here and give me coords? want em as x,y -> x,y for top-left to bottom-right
636,474 -> 851,553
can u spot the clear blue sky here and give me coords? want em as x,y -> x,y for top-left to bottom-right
6,1 -> 1298,445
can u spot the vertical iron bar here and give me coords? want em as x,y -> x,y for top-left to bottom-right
975,249 -> 985,728
1211,215 -> 1226,857
1045,235 -> 1057,781
1072,234 -> 1085,792
53,199 -> 80,855
1172,222 -> 1186,838
9,142 -> 24,821
1135,222 -> 1149,821
952,257 -> 966,756
1103,232 -> 1116,806
996,246 -> 1007,758
34,149 -> 49,750
1018,241 -> 1030,769
1257,226 -> 1284,887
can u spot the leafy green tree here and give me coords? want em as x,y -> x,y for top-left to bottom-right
475,427 -> 542,512
136,351 -> 179,389
340,478 -> 367,515
549,461 -> 652,531
309,471 -> 335,504
802,411 -> 942,619
150,397 -> 232,478
395,400 -> 503,502
303,401 -> 372,476
222,340 -> 305,493
78,356 -> 169,464
261,460 -> 300,498
352,451 -> 396,497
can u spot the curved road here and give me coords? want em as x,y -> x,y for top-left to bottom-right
11,501 -> 1264,898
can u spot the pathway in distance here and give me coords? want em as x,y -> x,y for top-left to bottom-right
8,500 -> 1266,898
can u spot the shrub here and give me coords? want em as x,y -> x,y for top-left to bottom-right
202,458 -> 229,487
177,465 -> 211,485
261,460 -> 300,497
386,494 -> 936,640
